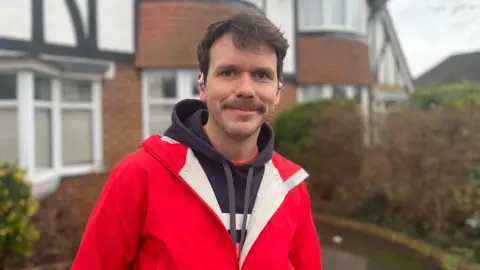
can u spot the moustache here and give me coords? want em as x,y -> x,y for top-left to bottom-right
221,99 -> 266,113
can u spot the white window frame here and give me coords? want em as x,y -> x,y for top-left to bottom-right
142,69 -> 200,139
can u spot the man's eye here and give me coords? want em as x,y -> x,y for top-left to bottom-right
221,70 -> 234,77
255,72 -> 268,79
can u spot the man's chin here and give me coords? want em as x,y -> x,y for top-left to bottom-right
223,121 -> 263,140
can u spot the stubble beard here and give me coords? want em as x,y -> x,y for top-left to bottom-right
214,112 -> 265,142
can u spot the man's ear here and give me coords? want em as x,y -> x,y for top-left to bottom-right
198,72 -> 206,101
276,77 -> 283,105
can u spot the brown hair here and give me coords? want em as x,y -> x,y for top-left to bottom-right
197,12 -> 289,84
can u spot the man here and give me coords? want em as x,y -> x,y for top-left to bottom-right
72,12 -> 322,270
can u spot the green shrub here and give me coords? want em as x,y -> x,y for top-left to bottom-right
398,81 -> 480,112
273,99 -> 367,212
0,162 -> 39,269
367,82 -> 480,262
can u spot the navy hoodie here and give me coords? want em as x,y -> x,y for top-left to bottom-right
164,99 -> 275,254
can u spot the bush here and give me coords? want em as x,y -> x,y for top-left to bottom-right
272,82 -> 480,264
273,99 -> 367,213
398,81 -> 480,112
0,162 -> 40,269
379,110 -> 480,242
361,81 -> 480,261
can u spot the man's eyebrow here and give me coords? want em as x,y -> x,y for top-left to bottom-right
254,67 -> 275,75
214,64 -> 236,71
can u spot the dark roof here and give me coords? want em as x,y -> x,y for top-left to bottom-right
368,0 -> 388,18
43,59 -> 109,74
0,53 -> 110,75
414,51 -> 480,88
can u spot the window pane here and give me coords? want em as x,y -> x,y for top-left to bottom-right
150,104 -> 174,135
354,85 -> 363,103
62,80 -> 92,102
0,108 -> 18,164
332,85 -> 346,98
331,0 -> 347,25
35,108 -> 52,169
301,86 -> 314,101
0,74 -> 16,100
62,109 -> 93,165
148,71 -> 176,99
347,0 -> 360,31
35,76 -> 52,101
298,0 -> 323,31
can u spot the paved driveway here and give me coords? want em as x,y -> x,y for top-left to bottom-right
322,247 -> 369,270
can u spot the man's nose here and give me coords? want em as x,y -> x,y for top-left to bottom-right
234,73 -> 255,97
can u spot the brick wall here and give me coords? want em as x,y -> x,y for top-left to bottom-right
29,173 -> 108,266
136,2 -> 243,68
274,82 -> 297,116
102,62 -> 143,169
297,35 -> 372,86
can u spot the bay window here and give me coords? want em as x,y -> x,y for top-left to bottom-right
0,70 -> 102,187
142,69 -> 200,138
298,0 -> 368,35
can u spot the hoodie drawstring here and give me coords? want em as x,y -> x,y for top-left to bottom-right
240,167 -> 254,252
222,162 -> 255,258
222,162 -> 237,247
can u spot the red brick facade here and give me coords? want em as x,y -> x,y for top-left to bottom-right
297,35 -> 372,85
136,2 -> 241,68
102,62 -> 143,169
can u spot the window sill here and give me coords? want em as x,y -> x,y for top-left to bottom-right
31,170 -> 61,200
60,163 -> 105,178
29,163 -> 105,200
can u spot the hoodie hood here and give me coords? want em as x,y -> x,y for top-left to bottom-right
162,99 -> 275,256
163,99 -> 275,167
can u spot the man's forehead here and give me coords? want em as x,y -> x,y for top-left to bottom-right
210,35 -> 276,68
212,34 -> 275,55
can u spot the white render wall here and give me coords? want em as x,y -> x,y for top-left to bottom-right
0,0 -> 32,41
0,0 -> 135,54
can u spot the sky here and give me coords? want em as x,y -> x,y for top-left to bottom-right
387,0 -> 480,78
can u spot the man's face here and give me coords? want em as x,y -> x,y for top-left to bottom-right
200,33 -> 281,141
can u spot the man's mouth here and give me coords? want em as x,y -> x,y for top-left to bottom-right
226,107 -> 258,116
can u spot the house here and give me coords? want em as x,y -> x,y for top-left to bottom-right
0,0 -> 412,211
414,50 -> 480,88
368,6 -> 414,111
295,0 -> 414,144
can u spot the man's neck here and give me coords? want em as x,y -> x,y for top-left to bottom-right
203,120 -> 259,162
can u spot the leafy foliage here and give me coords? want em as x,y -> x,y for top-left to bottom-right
273,99 -> 366,212
0,162 -> 40,269
398,81 -> 480,111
